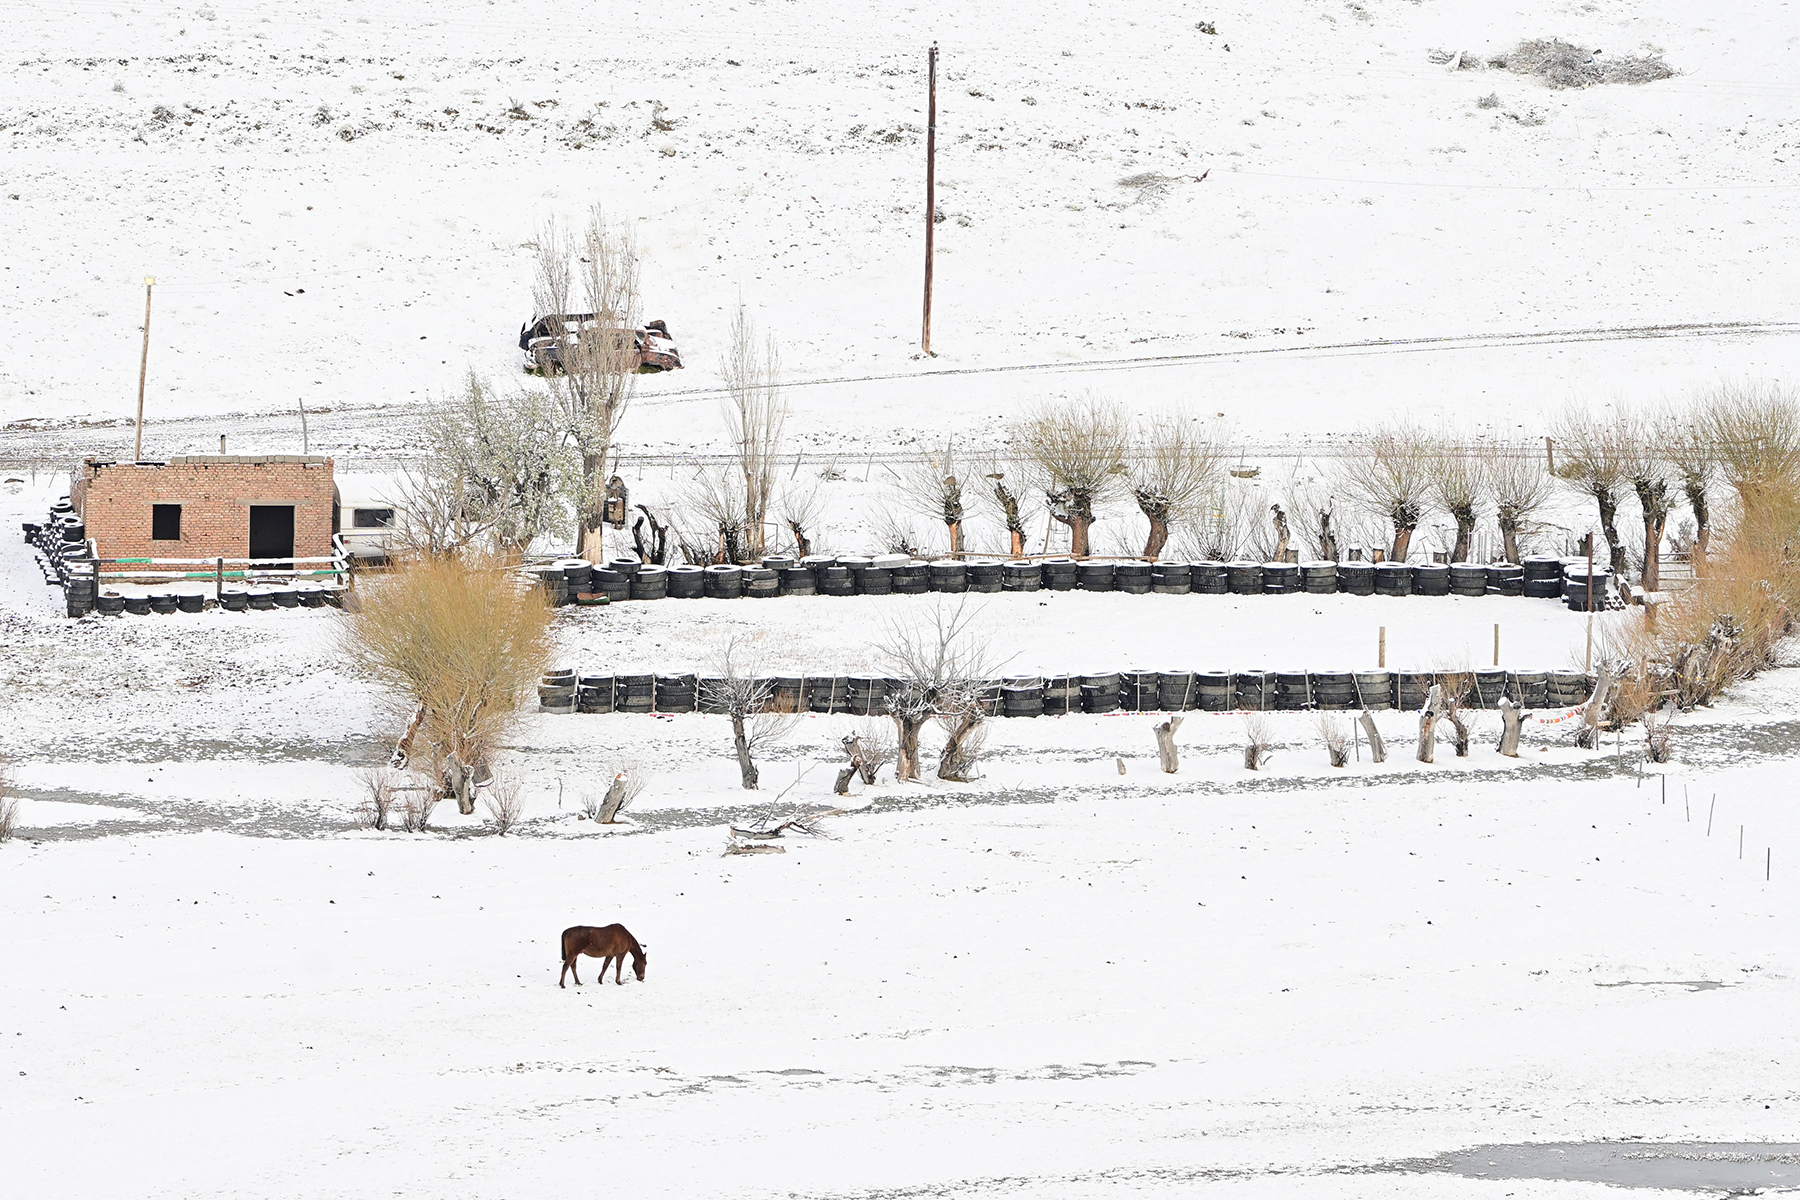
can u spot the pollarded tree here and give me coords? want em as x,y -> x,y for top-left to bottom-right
1012,395 -> 1129,558
698,633 -> 799,789
1338,424 -> 1433,561
1617,414 -> 1681,591
897,441 -> 969,557
1483,443 -> 1555,564
1427,438 -> 1488,563
532,206 -> 641,562
974,458 -> 1034,558
1551,408 -> 1633,577
1127,413 -> 1226,560
878,599 -> 999,783
1701,380 -> 1800,558
1660,400 -> 1719,570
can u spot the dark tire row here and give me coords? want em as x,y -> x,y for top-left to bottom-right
532,553 -> 1614,609
537,668 -> 1596,715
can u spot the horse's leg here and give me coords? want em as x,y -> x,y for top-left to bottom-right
559,955 -> 569,988
615,955 -> 625,985
570,955 -> 583,986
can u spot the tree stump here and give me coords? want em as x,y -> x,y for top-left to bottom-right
1154,716 -> 1183,774
1417,684 -> 1442,764
1496,696 -> 1525,757
1358,710 -> 1387,763
1577,667 -> 1615,750
598,771 -> 629,823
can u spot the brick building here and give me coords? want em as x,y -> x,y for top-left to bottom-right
71,455 -> 336,563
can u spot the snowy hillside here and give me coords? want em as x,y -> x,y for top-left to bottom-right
3,0 -> 1798,462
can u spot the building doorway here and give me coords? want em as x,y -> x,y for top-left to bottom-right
248,505 -> 295,569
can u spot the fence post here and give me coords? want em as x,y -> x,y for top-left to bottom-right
216,557 -> 225,604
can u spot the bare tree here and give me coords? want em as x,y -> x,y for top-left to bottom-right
1282,471 -> 1340,561
1339,425 -> 1434,561
1127,414 -> 1226,559
870,509 -> 928,558
878,600 -> 999,782
1551,409 -> 1633,577
1485,444 -> 1554,563
385,462 -> 493,560
1699,380 -> 1800,560
532,206 -> 641,561
483,776 -> 525,834
0,758 -> 16,844
834,720 -> 896,794
683,468 -> 752,564
1427,439 -> 1487,562
778,485 -> 823,559
1318,714 -> 1351,767
973,458 -> 1035,557
1012,394 -> 1129,557
719,307 -> 786,559
1618,416 -> 1680,590
1242,713 -> 1274,770
423,375 -> 572,560
1660,402 -> 1719,570
355,766 -> 398,831
898,441 -> 969,557
699,634 -> 800,789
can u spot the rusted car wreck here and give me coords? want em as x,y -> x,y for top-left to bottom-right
519,315 -> 683,373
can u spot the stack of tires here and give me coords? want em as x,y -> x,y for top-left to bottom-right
744,567 -> 780,599
559,558 -> 593,598
654,673 -> 696,713
1513,670 -> 1550,706
1448,563 -> 1488,597
1120,670 -> 1159,711
810,676 -> 851,713
1042,675 -> 1078,715
577,675 -> 615,713
1226,561 -> 1263,595
1311,671 -> 1356,709
1115,563 -> 1153,595
1300,561 -> 1338,594
1411,563 -> 1451,596
1234,671 -> 1274,711
536,566 -> 570,606
1191,561 -> 1230,595
1274,670 -> 1312,710
1003,561 -> 1043,592
1078,561 -> 1116,592
1562,564 -> 1611,611
630,565 -> 668,601
592,567 -> 631,603
1157,671 -> 1197,711
1338,561 -> 1376,596
928,560 -> 968,593
96,592 -> 126,615
1151,562 -> 1191,594
1042,557 -> 1078,591
818,565 -> 855,596
967,562 -> 1004,593
1397,673 -> 1434,710
1374,562 -> 1412,596
1194,671 -> 1232,711
667,565 -> 705,598
1473,667 -> 1508,708
1002,677 -> 1044,718
1262,562 -> 1300,594
1486,563 -> 1525,596
616,673 -> 655,713
839,556 -> 874,591
1353,670 -> 1396,709
848,675 -> 888,715
780,565 -> 817,596
539,669 -> 577,713
1081,672 -> 1122,713
1548,671 -> 1594,707
894,561 -> 930,595
704,564 -> 744,598
1522,556 -> 1564,599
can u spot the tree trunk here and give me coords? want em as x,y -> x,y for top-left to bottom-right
1318,510 -> 1338,562
1142,515 -> 1170,561
1392,524 -> 1414,562
1067,516 -> 1092,557
391,702 -> 426,770
1271,505 -> 1290,562
937,709 -> 984,781
446,753 -> 477,815
892,714 -> 924,781
833,766 -> 857,795
1498,515 -> 1521,565
1446,706 -> 1470,757
598,772 -> 629,822
1496,697 -> 1524,757
1577,668 -> 1614,750
1154,716 -> 1182,773
1596,492 -> 1628,578
1358,710 -> 1387,763
579,450 -> 609,562
1641,512 -> 1666,591
1451,507 -> 1475,563
730,712 -> 759,789
1009,529 -> 1026,557
1686,478 -> 1709,572
789,519 -> 812,559
946,519 -> 963,558
1417,684 -> 1442,763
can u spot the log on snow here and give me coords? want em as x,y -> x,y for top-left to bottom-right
1154,716 -> 1183,774
1358,710 -> 1387,764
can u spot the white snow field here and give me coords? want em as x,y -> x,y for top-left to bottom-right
6,0 -> 1800,1196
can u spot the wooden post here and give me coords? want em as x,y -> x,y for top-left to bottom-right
1544,435 -> 1556,475
219,434 -> 226,454
1493,623 -> 1500,667
215,556 -> 224,604
134,277 -> 155,461
1417,683 -> 1442,763
920,42 -> 937,355
1378,626 -> 1386,669
298,396 -> 310,454
1584,543 -> 1595,672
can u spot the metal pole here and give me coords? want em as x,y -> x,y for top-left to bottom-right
921,43 -> 937,355
135,277 -> 155,461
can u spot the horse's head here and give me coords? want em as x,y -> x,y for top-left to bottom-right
633,945 -> 648,981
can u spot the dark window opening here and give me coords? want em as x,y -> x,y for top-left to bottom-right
248,505 -> 295,568
353,507 -> 395,529
151,504 -> 182,541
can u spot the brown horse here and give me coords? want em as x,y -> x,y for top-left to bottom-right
559,924 -> 647,988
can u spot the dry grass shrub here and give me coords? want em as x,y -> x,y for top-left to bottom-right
0,759 -> 17,844
1317,714 -> 1350,768
1493,39 -> 1675,88
338,557 -> 552,813
355,766 -> 398,831
398,784 -> 438,833
483,777 -> 525,834
1242,713 -> 1274,770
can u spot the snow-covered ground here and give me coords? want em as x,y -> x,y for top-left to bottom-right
6,0 -> 1800,1195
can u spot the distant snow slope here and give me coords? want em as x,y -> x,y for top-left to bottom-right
2,0 -> 1797,459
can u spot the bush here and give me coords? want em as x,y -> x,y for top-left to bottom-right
1493,39 -> 1675,88
0,760 -> 16,844
338,558 -> 551,815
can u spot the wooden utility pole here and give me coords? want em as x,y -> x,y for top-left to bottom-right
921,42 -> 938,355
134,277 -> 155,461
